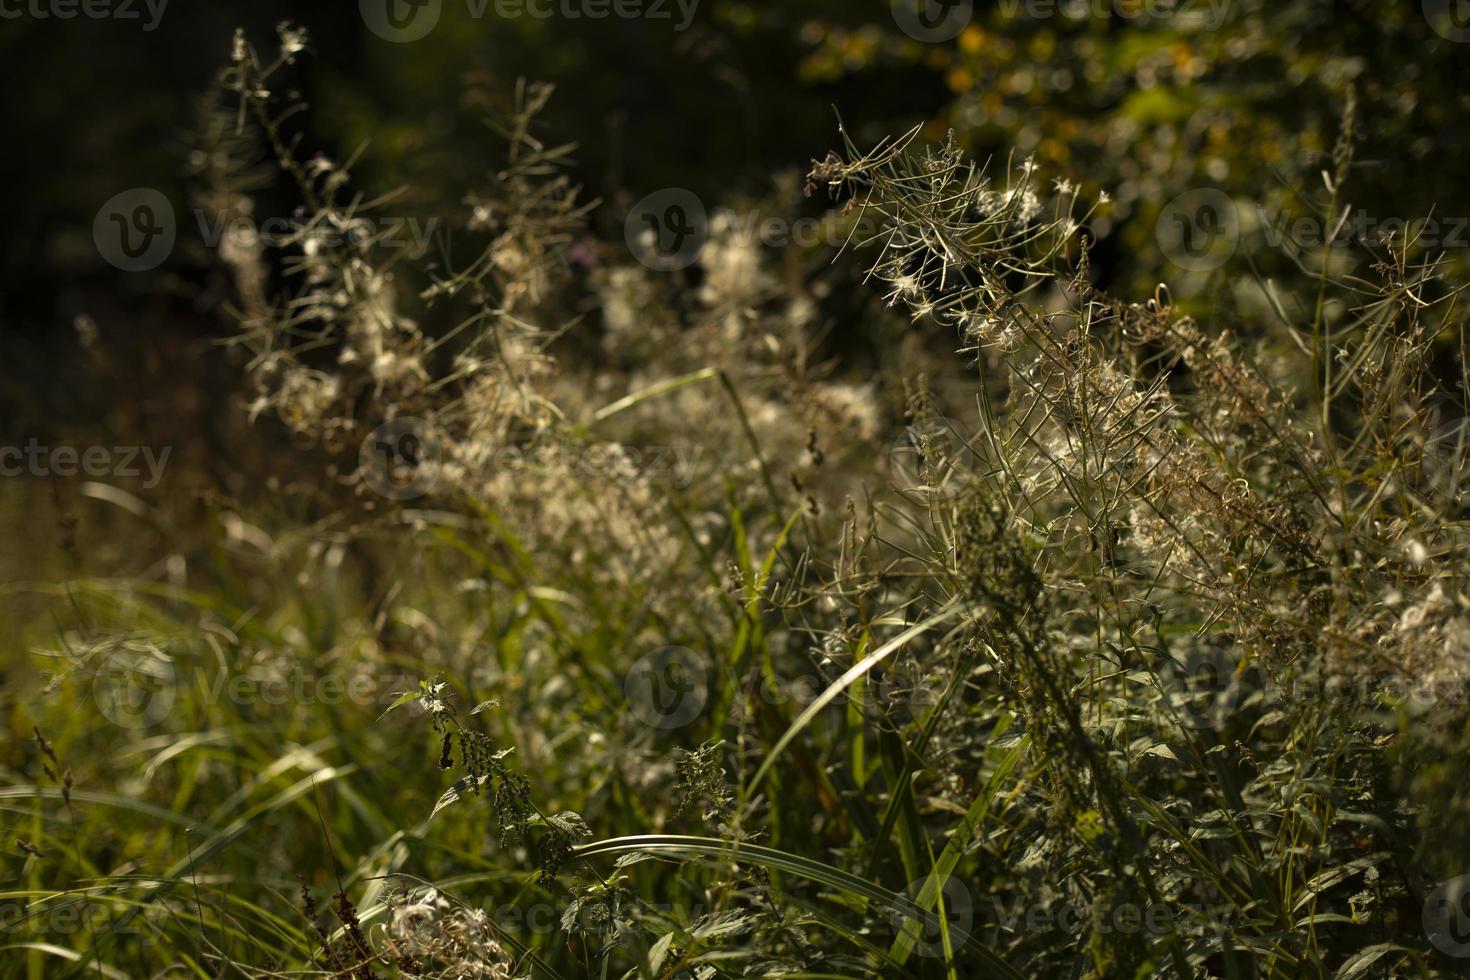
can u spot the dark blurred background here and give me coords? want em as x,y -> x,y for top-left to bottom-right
3,0 -> 1468,482
0,2 -> 949,459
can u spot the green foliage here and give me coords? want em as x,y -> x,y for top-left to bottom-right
6,13 -> 1470,980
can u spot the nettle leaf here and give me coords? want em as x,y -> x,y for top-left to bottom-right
613,852 -> 680,870
534,811 -> 594,882
648,931 -> 676,974
547,810 -> 592,839
469,698 -> 500,715
691,910 -> 758,941
561,894 -> 612,935
1292,855 -> 1391,913
675,739 -> 731,819
430,774 -> 491,820
1334,943 -> 1407,979
378,690 -> 422,720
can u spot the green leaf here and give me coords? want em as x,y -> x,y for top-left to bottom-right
890,735 -> 1028,966
377,689 -> 423,719
746,604 -> 964,795
1334,944 -> 1406,979
431,774 -> 490,820
575,835 -> 1021,979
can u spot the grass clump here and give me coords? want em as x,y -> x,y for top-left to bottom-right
6,22 -> 1470,980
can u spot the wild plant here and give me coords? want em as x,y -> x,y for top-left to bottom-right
9,20 -> 1470,980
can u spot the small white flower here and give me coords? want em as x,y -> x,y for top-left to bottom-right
277,24 -> 308,58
